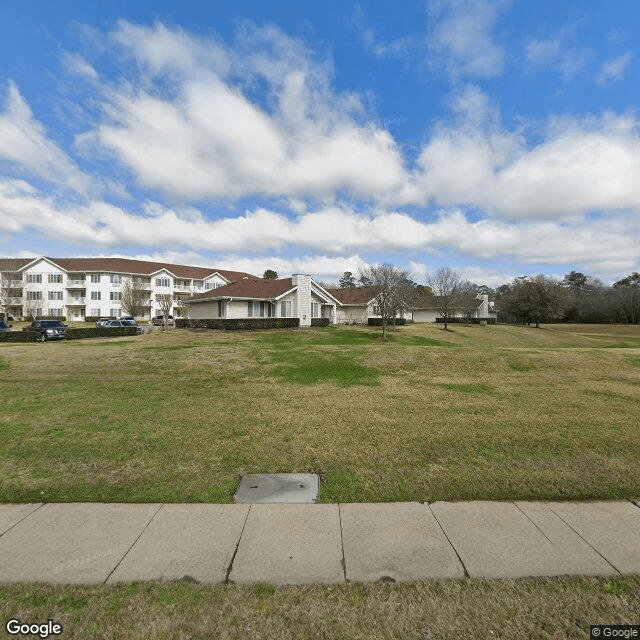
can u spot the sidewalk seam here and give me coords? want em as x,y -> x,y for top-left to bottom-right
225,505 -> 251,584
427,503 -> 470,579
0,503 -> 45,538
546,504 -> 620,575
103,503 -> 164,584
513,503 -> 553,544
338,504 -> 347,582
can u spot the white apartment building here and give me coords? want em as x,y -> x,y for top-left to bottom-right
0,257 -> 257,321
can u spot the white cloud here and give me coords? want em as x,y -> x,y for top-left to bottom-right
0,82 -> 92,194
596,52 -> 632,85
524,25 -> 590,80
80,22 -> 407,202
2,177 -> 637,276
412,108 -> 640,219
428,0 -> 509,80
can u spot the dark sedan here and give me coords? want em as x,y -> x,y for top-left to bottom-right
23,320 -> 68,341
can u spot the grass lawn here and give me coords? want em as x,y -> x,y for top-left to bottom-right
1,576 -> 638,639
2,322 -> 640,637
1,322 -> 640,503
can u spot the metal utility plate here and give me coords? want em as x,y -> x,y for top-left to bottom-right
233,474 -> 319,504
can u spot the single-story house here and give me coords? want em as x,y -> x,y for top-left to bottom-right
411,293 -> 496,322
186,274 -> 342,326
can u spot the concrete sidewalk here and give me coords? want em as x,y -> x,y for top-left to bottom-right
1,500 -> 639,585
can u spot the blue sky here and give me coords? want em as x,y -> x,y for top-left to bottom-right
1,0 -> 639,286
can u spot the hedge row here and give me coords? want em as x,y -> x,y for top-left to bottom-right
0,327 -> 140,342
435,317 -> 497,324
65,327 -> 141,340
176,318 -> 300,330
0,332 -> 38,342
311,318 -> 331,327
367,317 -> 408,326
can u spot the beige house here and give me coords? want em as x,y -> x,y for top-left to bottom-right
187,275 -> 342,327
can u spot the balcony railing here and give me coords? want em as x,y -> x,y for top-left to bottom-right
173,285 -> 192,291
66,280 -> 86,288
67,298 -> 86,305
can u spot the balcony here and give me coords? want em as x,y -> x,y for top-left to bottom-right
173,285 -> 192,292
66,280 -> 86,288
67,298 -> 86,305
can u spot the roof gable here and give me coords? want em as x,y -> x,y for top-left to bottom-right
188,277 -> 295,302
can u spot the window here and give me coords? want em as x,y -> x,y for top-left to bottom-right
91,308 -> 101,317
248,301 -> 273,318
26,274 -> 42,283
27,291 -> 42,300
91,274 -> 101,283
110,308 -> 121,318
48,291 -> 64,300
91,291 -> 101,300
310,302 -> 319,318
110,275 -> 121,284
110,292 -> 121,300
155,278 -> 170,287
217,300 -> 226,318
48,274 -> 63,283
206,281 -> 218,290
280,300 -> 291,317
49,308 -> 63,317
373,305 -> 381,315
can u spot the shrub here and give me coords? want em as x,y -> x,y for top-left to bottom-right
435,317 -> 497,324
311,318 -> 330,327
368,317 -> 407,326
65,327 -> 141,340
176,318 -> 300,330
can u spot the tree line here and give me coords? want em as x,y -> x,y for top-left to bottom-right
322,267 -> 640,332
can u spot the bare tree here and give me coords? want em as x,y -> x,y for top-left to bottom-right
359,263 -> 411,339
156,293 -> 174,329
120,277 -> 149,319
458,280 -> 481,324
0,261 -> 17,321
425,267 -> 462,330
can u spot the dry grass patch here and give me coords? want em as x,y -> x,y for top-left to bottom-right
1,577 -> 638,639
1,325 -> 640,503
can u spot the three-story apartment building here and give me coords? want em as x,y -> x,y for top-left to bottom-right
0,257 -> 257,321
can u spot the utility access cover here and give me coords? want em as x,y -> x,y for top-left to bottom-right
234,474 -> 319,504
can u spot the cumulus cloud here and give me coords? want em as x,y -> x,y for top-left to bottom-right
2,177 -> 637,275
0,82 -> 92,194
78,21 -> 408,202
412,100 -> 640,218
427,0 -> 509,80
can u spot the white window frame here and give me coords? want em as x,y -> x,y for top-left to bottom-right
91,291 -> 101,300
27,274 -> 42,283
91,274 -> 101,283
110,292 -> 121,300
48,274 -> 63,283
280,300 -> 291,317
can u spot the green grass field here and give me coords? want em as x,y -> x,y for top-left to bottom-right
2,322 -> 640,638
1,323 -> 640,503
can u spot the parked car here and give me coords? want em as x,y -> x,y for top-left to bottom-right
23,320 -> 68,341
95,318 -> 113,327
152,315 -> 175,326
0,321 -> 12,332
103,319 -> 143,334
